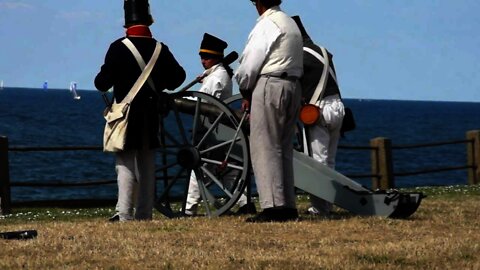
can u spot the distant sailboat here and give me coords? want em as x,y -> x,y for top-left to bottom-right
43,81 -> 48,90
0,80 -> 3,90
70,81 -> 81,100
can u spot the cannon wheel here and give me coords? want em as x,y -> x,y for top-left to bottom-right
154,91 -> 250,218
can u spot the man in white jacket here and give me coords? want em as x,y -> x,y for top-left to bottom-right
235,0 -> 303,222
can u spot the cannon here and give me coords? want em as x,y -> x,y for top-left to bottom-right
153,91 -> 424,219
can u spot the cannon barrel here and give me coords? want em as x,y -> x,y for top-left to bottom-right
172,96 -> 244,121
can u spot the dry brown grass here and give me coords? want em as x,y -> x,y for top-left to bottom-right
1,188 -> 479,269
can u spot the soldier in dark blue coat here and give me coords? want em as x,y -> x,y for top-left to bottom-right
95,0 -> 186,221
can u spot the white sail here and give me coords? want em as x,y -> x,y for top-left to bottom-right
70,81 -> 81,100
0,80 -> 3,90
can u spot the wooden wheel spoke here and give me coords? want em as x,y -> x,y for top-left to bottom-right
170,101 -> 189,144
201,158 -> 244,171
199,138 -> 241,155
190,98 -> 202,144
196,112 -> 226,149
161,129 -> 182,146
157,167 -> 186,203
200,166 -> 233,198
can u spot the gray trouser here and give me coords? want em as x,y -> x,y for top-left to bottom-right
250,76 -> 301,209
115,148 -> 156,221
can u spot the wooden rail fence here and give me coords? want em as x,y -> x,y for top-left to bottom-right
1,130 -> 479,215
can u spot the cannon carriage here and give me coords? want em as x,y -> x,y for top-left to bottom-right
153,91 -> 424,219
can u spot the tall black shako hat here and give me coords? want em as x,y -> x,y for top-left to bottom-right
291,15 -> 310,39
124,0 -> 154,27
199,33 -> 228,59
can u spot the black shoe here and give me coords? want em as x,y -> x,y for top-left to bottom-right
245,210 -> 273,223
235,202 -> 257,215
245,208 -> 298,223
278,208 -> 299,221
173,211 -> 195,218
108,214 -> 120,222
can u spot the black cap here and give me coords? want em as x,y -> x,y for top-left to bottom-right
124,0 -> 154,27
292,15 -> 310,39
199,33 -> 228,59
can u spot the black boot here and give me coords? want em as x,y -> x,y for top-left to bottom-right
108,214 -> 120,222
235,202 -> 257,215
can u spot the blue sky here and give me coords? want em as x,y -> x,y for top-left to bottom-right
0,0 -> 479,102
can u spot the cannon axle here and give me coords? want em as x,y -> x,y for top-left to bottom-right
176,146 -> 201,170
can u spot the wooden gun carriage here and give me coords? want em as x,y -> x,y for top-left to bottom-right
154,91 -> 423,219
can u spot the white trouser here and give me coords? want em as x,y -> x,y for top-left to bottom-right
250,76 -> 301,209
186,172 -> 248,213
303,95 -> 344,213
115,148 -> 156,221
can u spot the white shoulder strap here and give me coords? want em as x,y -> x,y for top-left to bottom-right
120,40 -> 162,104
303,47 -> 337,85
306,47 -> 328,104
122,38 -> 157,91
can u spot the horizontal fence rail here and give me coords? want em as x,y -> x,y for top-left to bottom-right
366,131 -> 480,189
1,130 -> 479,214
8,146 -> 103,152
10,180 -> 117,187
391,139 -> 472,149
391,139 -> 475,178
338,144 -> 379,179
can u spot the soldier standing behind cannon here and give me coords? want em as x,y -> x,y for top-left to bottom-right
185,33 -> 256,216
94,0 -> 186,222
292,16 -> 345,217
235,0 -> 303,222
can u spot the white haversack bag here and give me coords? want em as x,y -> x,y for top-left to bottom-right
103,102 -> 130,152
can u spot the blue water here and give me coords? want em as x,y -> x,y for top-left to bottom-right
337,98 -> 480,188
1,88 -> 479,202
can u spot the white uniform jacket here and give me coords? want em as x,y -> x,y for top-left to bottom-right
234,6 -> 303,92
198,63 -> 232,100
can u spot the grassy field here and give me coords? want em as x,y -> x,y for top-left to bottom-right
1,185 -> 479,269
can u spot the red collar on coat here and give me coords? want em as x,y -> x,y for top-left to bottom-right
126,25 -> 152,38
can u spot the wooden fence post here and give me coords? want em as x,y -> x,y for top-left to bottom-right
466,130 -> 480,185
0,136 -> 12,215
370,137 -> 395,190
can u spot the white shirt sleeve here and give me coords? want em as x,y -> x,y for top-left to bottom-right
234,17 -> 281,91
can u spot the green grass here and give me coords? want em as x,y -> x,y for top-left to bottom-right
0,207 -> 112,223
1,184 -> 478,224
408,184 -> 480,197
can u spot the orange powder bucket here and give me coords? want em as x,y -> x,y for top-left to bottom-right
299,104 -> 321,125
